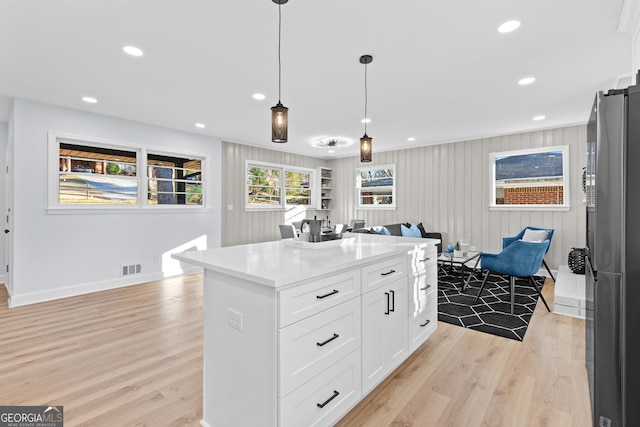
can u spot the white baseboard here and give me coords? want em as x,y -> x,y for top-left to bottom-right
7,266 -> 202,308
0,274 -> 7,287
199,420 -> 211,427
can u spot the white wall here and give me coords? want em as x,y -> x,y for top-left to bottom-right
329,125 -> 587,271
9,99 -> 222,306
0,122 -> 7,286
221,141 -> 329,246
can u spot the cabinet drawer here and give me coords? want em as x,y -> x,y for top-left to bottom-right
279,269 -> 361,328
361,256 -> 407,293
408,244 -> 438,275
279,298 -> 361,397
409,295 -> 437,352
279,350 -> 362,427
408,265 -> 437,317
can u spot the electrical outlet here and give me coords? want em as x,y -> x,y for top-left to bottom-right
227,308 -> 243,331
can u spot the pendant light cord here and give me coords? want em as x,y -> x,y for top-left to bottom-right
364,62 -> 368,134
278,3 -> 282,103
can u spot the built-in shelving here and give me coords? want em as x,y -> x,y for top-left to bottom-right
315,167 -> 332,210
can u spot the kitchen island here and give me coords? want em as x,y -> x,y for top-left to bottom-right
173,232 -> 440,427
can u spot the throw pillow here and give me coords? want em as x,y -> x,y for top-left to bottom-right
401,223 -> 422,238
522,228 -> 549,242
372,226 -> 390,235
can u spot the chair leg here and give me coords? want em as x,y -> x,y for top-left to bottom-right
510,276 -> 515,315
542,259 -> 555,282
474,270 -> 491,303
529,276 -> 551,312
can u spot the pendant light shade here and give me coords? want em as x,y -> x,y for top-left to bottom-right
359,54 -> 373,162
360,133 -> 372,162
271,102 -> 288,142
271,0 -> 289,143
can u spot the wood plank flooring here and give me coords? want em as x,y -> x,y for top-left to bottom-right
0,276 -> 591,427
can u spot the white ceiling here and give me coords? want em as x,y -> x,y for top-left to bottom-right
0,1 -> 632,159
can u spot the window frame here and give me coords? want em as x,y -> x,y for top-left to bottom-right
488,145 -> 570,211
355,163 -> 397,210
245,160 -> 315,211
47,131 -> 211,213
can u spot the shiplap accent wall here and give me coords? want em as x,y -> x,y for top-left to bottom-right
221,141 -> 329,246
330,125 -> 587,270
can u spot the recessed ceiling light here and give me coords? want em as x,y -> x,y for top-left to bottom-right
533,115 -> 546,121
195,123 -> 206,128
407,137 -> 416,141
498,20 -> 521,33
122,45 -> 144,57
252,93 -> 266,100
328,150 -> 335,153
82,96 -> 98,104
518,76 -> 536,85
361,118 -> 371,124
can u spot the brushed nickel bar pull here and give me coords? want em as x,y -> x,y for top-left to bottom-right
317,390 -> 340,408
316,289 -> 339,299
316,333 -> 339,347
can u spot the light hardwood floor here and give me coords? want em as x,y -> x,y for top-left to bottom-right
0,276 -> 591,427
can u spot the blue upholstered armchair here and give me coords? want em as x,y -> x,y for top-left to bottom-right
503,227 -> 555,281
474,239 -> 551,315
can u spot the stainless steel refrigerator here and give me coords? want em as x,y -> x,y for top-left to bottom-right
585,78 -> 640,427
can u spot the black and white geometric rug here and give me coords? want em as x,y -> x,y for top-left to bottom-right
437,267 -> 545,341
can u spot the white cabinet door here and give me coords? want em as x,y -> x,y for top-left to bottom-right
361,278 -> 408,393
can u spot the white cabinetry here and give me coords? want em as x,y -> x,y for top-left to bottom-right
174,234 -> 439,427
361,277 -> 408,393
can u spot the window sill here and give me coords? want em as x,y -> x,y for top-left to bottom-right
489,205 -> 570,212
47,206 -> 212,215
356,206 -> 397,211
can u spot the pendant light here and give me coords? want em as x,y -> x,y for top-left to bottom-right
359,54 -> 373,162
271,0 -> 289,143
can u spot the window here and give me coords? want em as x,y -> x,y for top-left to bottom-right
147,153 -> 202,205
58,143 -> 138,205
48,131 -> 209,211
489,145 -> 570,211
245,161 -> 314,210
356,164 -> 396,209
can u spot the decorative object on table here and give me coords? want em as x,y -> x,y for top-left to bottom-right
358,54 -> 373,162
300,218 -> 323,242
453,241 -> 463,258
459,238 -> 470,255
447,244 -> 455,253
568,247 -> 586,274
271,0 -> 289,143
438,268 -> 546,341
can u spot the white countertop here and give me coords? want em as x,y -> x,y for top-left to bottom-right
172,233 -> 439,288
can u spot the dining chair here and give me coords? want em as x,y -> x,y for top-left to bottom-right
503,226 -> 555,281
351,220 -> 365,231
334,224 -> 348,234
474,239 -> 551,315
278,224 -> 296,239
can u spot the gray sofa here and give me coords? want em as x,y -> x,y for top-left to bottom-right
352,222 -> 443,254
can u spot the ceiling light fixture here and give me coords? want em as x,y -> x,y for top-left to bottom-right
253,93 -> 266,100
122,45 -> 144,57
271,0 -> 289,143
195,123 -> 206,128
498,20 -> 521,33
310,137 -> 354,150
82,96 -> 98,104
407,137 -> 416,141
359,54 -> 373,162
518,76 -> 536,85
533,115 -> 546,121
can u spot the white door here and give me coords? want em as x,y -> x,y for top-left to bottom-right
4,141 -> 13,298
